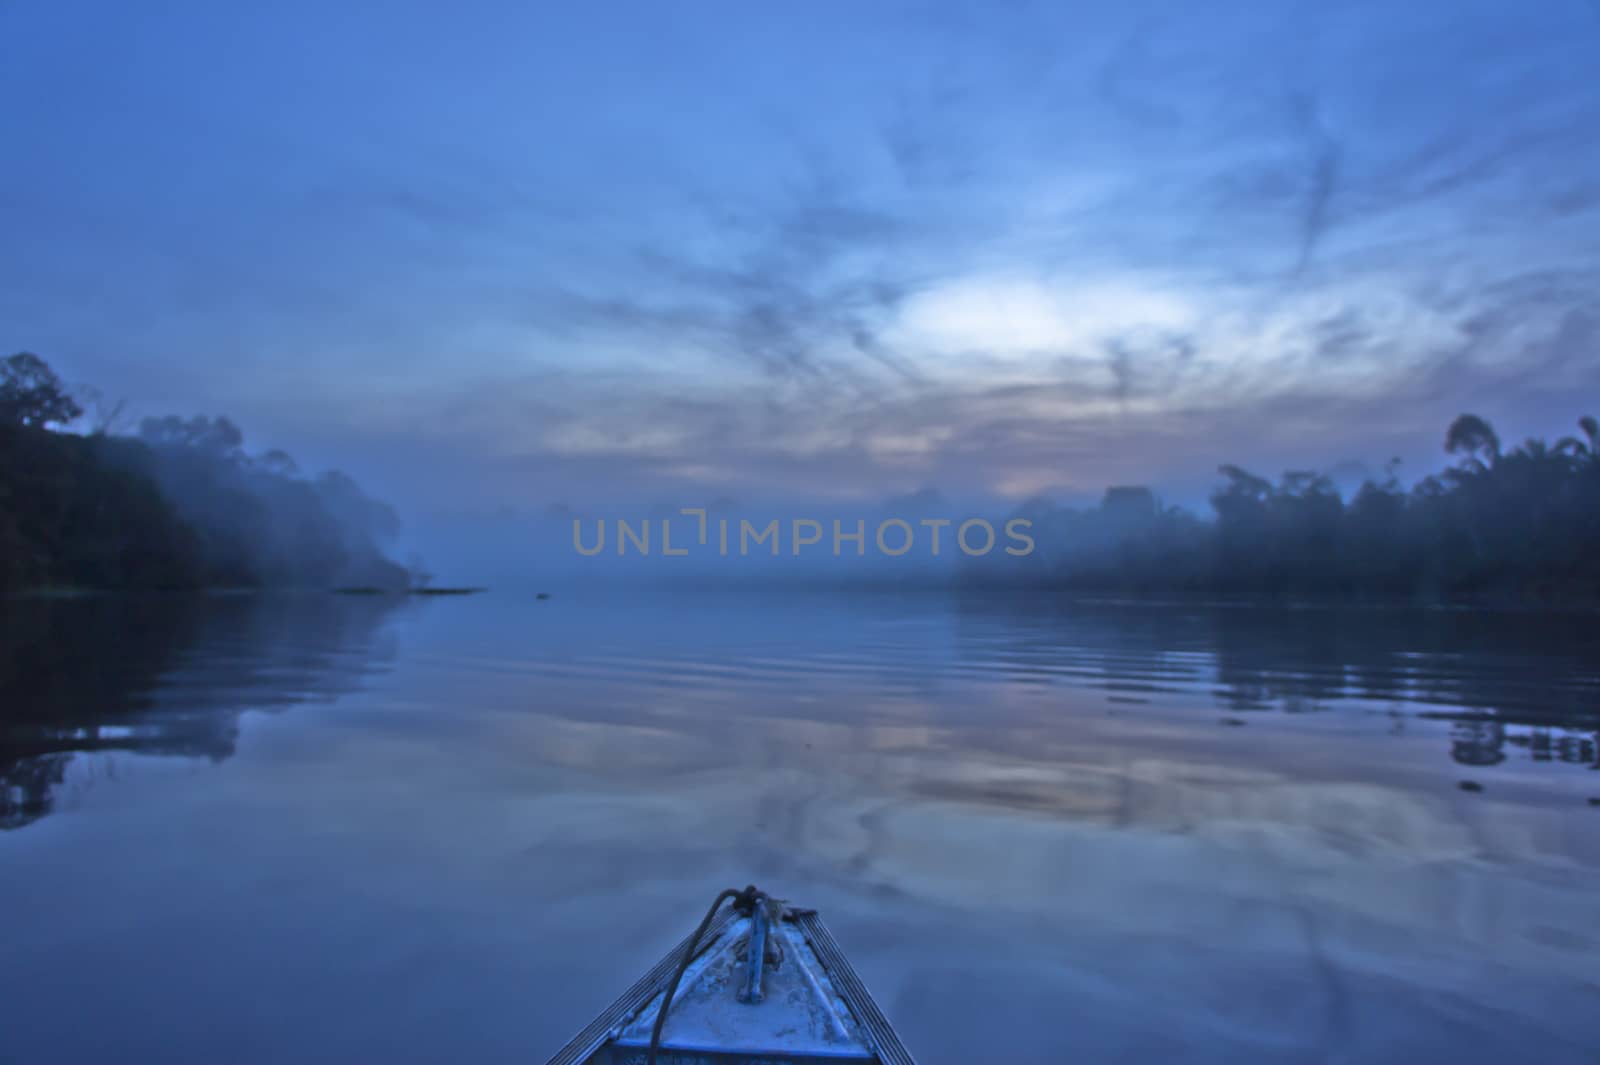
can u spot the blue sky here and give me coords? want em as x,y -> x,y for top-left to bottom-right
4,0 -> 1598,515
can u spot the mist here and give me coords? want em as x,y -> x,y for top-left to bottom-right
127,414 -> 409,589
4,5 -> 1600,1064
396,409 -> 1598,605
0,353 -> 410,593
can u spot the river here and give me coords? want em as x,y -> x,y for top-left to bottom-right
2,590 -> 1597,1063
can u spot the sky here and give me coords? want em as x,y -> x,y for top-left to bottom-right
4,0 -> 1599,521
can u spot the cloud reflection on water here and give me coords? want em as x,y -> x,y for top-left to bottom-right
1,592 -> 1597,1062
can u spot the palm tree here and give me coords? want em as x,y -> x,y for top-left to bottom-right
1444,413 -> 1501,469
1556,415 -> 1598,461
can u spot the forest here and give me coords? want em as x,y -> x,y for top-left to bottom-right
972,411 -> 1600,602
0,352 -> 408,592
6,350 -> 1598,602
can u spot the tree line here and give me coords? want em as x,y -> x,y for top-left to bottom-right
970,412 -> 1600,603
0,352 -> 408,592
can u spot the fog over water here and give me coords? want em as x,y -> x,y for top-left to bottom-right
3,591 -> 1596,1063
5,4 -> 1600,1061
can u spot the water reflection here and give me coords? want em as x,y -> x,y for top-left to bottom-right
0,593 -> 403,828
4,593 -> 1595,832
1,591 -> 1598,1064
950,596 -> 1600,774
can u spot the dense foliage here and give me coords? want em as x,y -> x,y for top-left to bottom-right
972,413 -> 1600,602
0,354 -> 407,592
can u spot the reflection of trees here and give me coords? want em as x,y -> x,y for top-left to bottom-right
950,594 -> 1600,771
2,755 -> 71,825
1441,722 -> 1598,769
0,593 -> 402,829
1503,727 -> 1596,767
1450,720 -> 1506,766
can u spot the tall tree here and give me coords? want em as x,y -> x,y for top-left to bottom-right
0,353 -> 83,428
1444,413 -> 1501,469
1556,415 -> 1599,460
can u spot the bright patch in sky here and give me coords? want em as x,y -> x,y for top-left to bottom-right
899,277 -> 1198,366
2,0 -> 1598,513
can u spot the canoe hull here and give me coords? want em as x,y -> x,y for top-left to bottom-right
598,1050 -> 876,1065
545,903 -> 916,1065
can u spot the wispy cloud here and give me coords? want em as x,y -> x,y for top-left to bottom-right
2,0 -> 1597,515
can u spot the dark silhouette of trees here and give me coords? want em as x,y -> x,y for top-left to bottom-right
970,411 -> 1600,603
1556,416 -> 1599,461
0,352 -> 83,428
0,422 -> 204,590
1443,413 -> 1501,469
137,413 -> 245,454
0,354 -> 407,593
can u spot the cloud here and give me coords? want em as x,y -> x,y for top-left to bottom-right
5,0 -> 1600,522
1288,93 -> 1342,276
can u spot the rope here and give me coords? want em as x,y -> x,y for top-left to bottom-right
646,884 -> 762,1065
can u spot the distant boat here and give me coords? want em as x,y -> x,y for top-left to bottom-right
543,887 -> 917,1065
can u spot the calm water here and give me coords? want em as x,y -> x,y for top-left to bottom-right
2,590 -> 1598,1063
